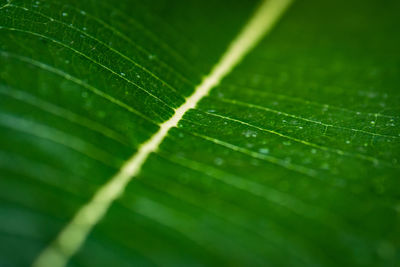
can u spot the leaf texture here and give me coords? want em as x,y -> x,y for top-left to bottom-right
0,0 -> 399,266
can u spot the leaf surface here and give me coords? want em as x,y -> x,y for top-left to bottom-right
0,0 -> 399,266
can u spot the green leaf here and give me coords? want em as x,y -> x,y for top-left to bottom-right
1,0 -> 399,266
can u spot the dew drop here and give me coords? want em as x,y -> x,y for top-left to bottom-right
136,74 -> 140,79
283,141 -> 291,146
243,130 -> 257,138
345,140 -> 351,144
214,157 -> 224,166
259,148 -> 269,154
82,27 -> 87,31
370,121 -> 376,125
80,10 -> 86,15
62,12 -> 68,17
246,143 -> 254,148
311,148 -> 317,154
120,72 -> 126,76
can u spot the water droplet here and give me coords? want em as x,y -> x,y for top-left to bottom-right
120,72 -> 126,76
311,148 -> 317,154
282,119 -> 287,123
136,74 -> 140,79
246,143 -> 254,148
283,141 -> 291,146
148,54 -> 155,60
243,130 -> 257,138
80,10 -> 86,15
345,140 -> 351,144
214,157 -> 224,166
367,92 -> 377,98
65,59 -> 70,64
207,109 -> 215,113
356,112 -> 361,115
370,121 -> 376,125
62,12 -> 68,17
259,148 -> 269,154
298,126 -> 303,129
82,27 -> 87,31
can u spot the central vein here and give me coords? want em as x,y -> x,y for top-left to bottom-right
33,0 -> 293,266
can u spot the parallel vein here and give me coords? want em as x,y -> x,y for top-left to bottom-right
32,0 -> 293,266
